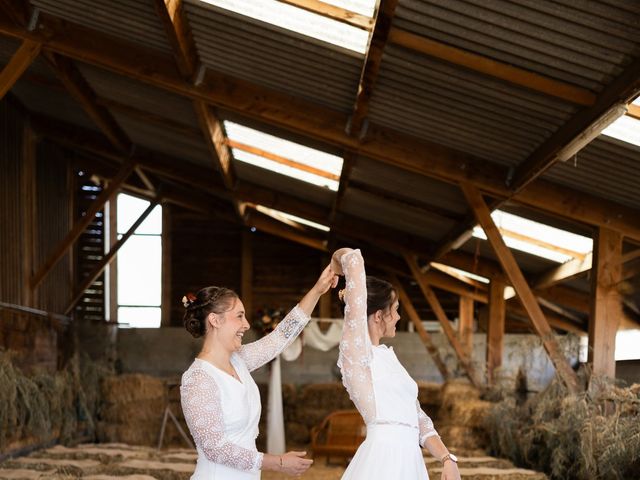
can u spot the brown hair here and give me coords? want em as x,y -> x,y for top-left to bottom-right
182,286 -> 239,338
340,276 -> 397,317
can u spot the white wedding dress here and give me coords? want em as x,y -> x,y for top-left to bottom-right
180,305 -> 310,479
338,250 -> 439,480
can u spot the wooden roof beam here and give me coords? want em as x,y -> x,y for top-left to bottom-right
43,52 -> 131,153
277,0 -> 374,30
3,14 -> 640,240
388,28 -> 596,107
461,183 -> 579,393
0,38 -> 40,99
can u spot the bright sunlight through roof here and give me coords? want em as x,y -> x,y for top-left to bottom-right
472,210 -> 593,264
197,0 -> 375,53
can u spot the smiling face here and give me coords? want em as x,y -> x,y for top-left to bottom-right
208,298 -> 251,352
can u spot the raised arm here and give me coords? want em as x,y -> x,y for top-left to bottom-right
335,249 -> 376,424
181,367 -> 263,471
416,399 -> 439,447
239,265 -> 338,372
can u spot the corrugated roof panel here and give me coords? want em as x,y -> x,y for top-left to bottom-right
543,137 -> 640,210
369,45 -> 577,166
184,0 -> 362,112
235,162 -> 335,209
340,188 -> 455,241
350,156 -> 469,217
11,80 -> 98,131
0,37 -> 55,81
395,0 -> 639,91
77,63 -> 200,129
31,0 -> 172,53
112,112 -> 212,168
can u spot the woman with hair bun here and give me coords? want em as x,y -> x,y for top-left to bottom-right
332,248 -> 460,480
180,265 -> 338,479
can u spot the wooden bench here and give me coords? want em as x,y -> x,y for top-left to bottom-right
309,410 -> 365,465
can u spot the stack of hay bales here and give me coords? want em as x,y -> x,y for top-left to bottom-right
97,374 -> 167,446
437,380 -> 493,452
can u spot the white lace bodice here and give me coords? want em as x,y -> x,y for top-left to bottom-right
337,250 -> 438,447
181,305 -> 310,478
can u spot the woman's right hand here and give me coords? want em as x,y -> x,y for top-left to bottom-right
331,248 -> 354,276
280,451 -> 313,476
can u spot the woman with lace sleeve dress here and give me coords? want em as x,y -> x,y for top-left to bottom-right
332,248 -> 461,480
180,265 -> 338,479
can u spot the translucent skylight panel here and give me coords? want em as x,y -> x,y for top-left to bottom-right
198,0 -> 370,53
256,205 -> 330,231
225,121 -> 343,175
602,114 -> 640,148
234,149 -> 340,190
432,263 -> 490,284
615,329 -> 640,360
491,210 -> 593,255
472,227 -> 573,263
321,0 -> 377,17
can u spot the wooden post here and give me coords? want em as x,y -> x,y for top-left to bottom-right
391,275 -> 450,380
64,201 -> 158,315
461,184 -> 579,393
30,160 -> 135,290
405,253 -> 482,388
161,202 -> 172,326
241,229 -> 253,322
487,279 -> 506,385
458,296 -> 474,360
108,197 -> 118,323
589,227 -> 622,378
0,39 -> 41,99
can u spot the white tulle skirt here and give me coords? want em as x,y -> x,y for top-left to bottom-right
341,424 -> 429,480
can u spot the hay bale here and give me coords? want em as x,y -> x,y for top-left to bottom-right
0,469 -> 58,479
424,456 -> 514,469
441,380 -> 481,413
428,466 -> 547,479
85,476 -> 158,480
298,383 -> 352,409
101,375 -> 166,404
437,425 -> 488,451
447,399 -> 493,429
3,457 -> 102,476
417,381 -> 442,408
110,459 -> 193,480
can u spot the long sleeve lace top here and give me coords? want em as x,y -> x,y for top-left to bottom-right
337,250 -> 438,447
181,305 -> 310,476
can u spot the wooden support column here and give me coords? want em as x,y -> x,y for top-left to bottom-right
64,200 -> 158,315
405,253 -> 482,387
241,229 -> 253,323
589,227 -> 622,378
486,279 -> 506,385
458,296 -> 474,360
392,275 -> 450,380
108,197 -> 118,323
0,38 -> 40,99
30,160 -> 135,290
461,184 -> 579,393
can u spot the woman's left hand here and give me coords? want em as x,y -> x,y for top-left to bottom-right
441,461 -> 461,480
313,264 -> 339,295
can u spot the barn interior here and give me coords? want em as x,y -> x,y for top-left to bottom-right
0,1 -> 639,479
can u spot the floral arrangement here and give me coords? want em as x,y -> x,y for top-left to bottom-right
253,307 -> 285,337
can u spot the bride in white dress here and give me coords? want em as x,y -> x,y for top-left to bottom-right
180,265 -> 338,479
332,248 -> 461,480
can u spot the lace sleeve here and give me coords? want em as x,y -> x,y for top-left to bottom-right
181,367 -> 263,471
417,399 -> 439,447
238,304 -> 310,372
337,249 -> 376,424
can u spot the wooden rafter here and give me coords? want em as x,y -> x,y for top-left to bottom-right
0,38 -> 40,99
227,139 -> 339,181
245,209 -> 328,251
153,0 -> 197,78
461,183 -> 579,393
30,160 -> 136,290
348,0 -> 399,137
64,199 -> 159,315
329,151 -> 355,225
533,252 -> 593,290
628,104 -> 640,121
510,57 -> 640,191
278,0 -> 373,30
3,16 -> 640,240
405,253 -> 482,388
43,52 -> 131,153
391,275 -> 450,380
387,28 -> 596,106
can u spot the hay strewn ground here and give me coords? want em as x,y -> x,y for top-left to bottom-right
0,443 -> 546,479
486,372 -> 640,479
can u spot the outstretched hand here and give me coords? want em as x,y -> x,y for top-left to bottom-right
280,451 -> 313,476
312,264 -> 339,296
